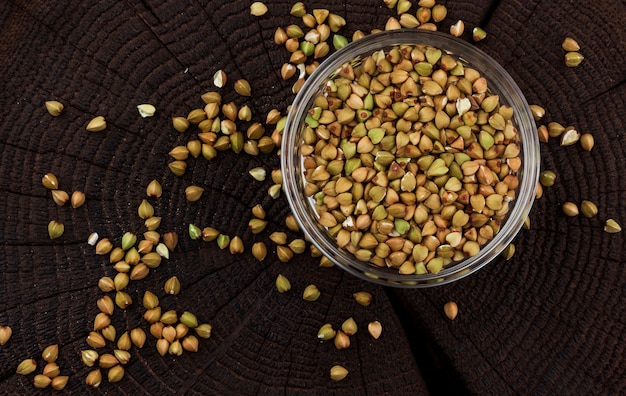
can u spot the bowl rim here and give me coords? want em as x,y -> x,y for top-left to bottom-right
281,29 -> 540,288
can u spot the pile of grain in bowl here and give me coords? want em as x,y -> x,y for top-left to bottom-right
301,44 -> 521,275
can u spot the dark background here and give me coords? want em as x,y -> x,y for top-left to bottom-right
0,0 -> 625,394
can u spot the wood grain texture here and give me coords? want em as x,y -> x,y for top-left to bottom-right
0,0 -> 624,395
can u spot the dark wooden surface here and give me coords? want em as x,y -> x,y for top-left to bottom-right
0,0 -> 625,394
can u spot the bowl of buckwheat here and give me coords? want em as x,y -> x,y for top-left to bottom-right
282,29 -> 540,287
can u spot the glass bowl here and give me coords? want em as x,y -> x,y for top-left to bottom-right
281,29 -> 540,287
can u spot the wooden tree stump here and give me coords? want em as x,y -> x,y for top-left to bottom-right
0,0 -> 624,394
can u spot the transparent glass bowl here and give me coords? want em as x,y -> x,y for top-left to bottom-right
282,30 -> 540,287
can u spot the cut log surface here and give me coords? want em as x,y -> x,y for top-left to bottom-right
0,0 -> 624,394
